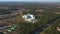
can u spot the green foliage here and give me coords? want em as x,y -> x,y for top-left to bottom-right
19,22 -> 35,34
0,9 -> 8,12
19,12 -> 58,34
45,19 -> 60,34
38,12 -> 57,27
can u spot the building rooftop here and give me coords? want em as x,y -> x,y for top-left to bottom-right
22,14 -> 36,23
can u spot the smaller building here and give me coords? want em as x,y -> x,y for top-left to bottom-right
56,27 -> 60,31
22,14 -> 35,23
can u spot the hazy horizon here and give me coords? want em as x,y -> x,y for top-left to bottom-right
0,0 -> 60,3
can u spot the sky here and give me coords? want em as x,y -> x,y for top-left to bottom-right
0,0 -> 60,2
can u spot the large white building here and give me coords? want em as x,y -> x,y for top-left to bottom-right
22,14 -> 35,23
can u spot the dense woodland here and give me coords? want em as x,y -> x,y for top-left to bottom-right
44,19 -> 60,34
